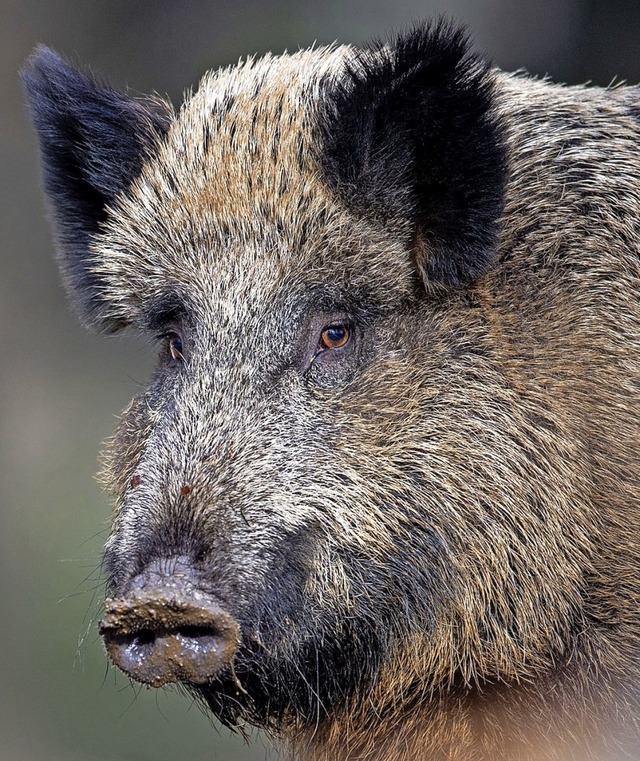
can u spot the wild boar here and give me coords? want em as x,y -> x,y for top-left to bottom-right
23,20 -> 640,761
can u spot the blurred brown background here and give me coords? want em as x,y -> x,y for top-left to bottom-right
2,1 -> 640,759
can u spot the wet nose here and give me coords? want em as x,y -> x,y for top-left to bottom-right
99,557 -> 240,687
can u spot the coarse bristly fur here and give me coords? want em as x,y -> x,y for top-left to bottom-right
23,18 -> 640,761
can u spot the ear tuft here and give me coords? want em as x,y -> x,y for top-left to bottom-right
320,20 -> 507,287
22,46 -> 172,330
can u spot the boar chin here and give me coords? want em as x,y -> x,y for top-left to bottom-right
193,612 -> 385,733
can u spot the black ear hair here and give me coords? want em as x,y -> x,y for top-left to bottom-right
320,21 -> 506,287
22,46 -> 172,330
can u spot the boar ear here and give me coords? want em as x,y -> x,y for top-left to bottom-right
321,21 -> 506,287
22,46 -> 172,330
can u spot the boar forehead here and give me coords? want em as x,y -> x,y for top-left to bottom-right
90,45 -> 416,326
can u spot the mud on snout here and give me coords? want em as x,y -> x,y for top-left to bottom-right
99,556 -> 240,688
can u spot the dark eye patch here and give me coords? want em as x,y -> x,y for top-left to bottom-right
144,291 -> 189,333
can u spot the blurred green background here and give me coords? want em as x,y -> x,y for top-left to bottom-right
3,1 -> 640,759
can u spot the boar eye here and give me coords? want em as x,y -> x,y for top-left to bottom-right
158,332 -> 184,361
169,334 -> 184,361
319,323 -> 351,351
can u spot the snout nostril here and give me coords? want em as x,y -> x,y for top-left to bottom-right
112,628 -> 156,653
109,629 -> 159,672
177,624 -> 218,640
132,629 -> 156,647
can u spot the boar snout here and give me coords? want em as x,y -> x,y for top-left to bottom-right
99,557 -> 240,687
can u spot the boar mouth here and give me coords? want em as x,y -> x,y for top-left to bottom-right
99,562 -> 241,687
